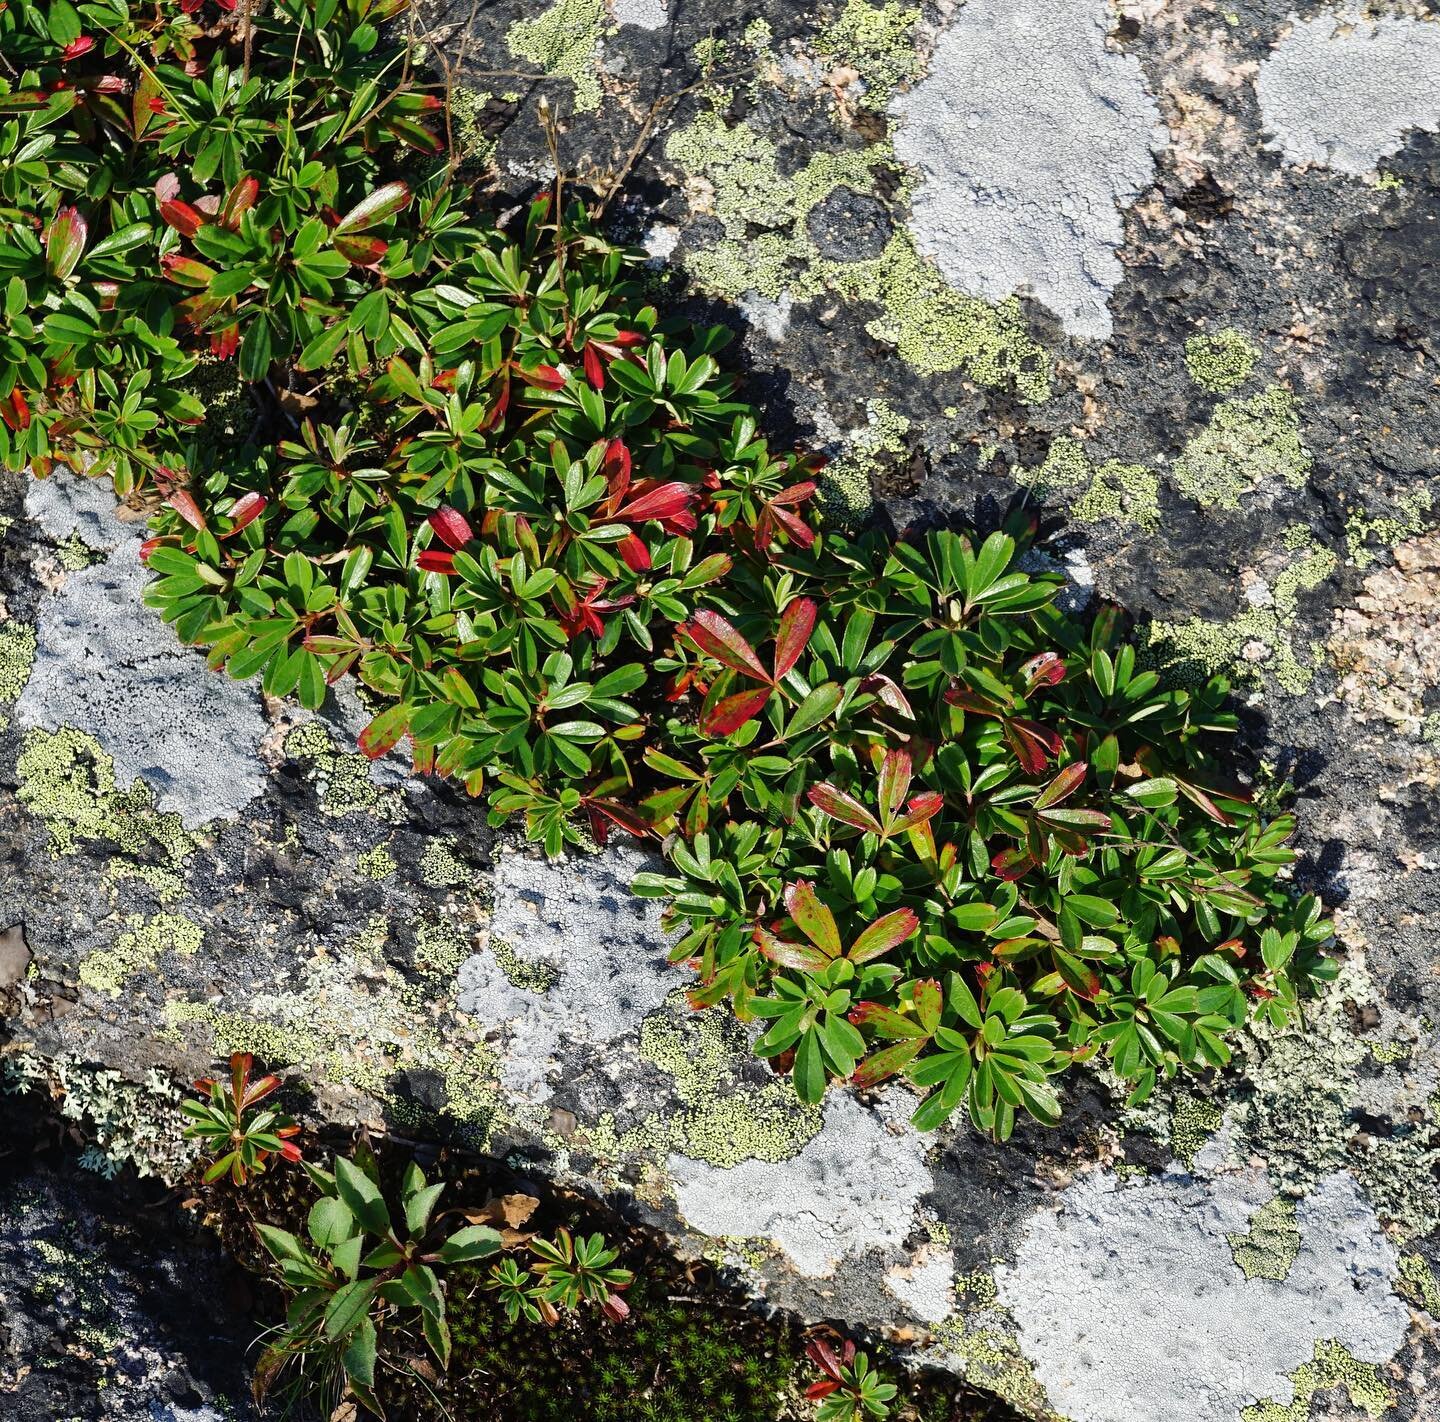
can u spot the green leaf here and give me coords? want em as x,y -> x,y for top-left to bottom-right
436,1225 -> 502,1263
343,1315 -> 378,1388
333,1156 -> 391,1237
324,1278 -> 378,1341
793,1027 -> 827,1103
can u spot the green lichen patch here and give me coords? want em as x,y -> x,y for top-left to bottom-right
106,861 -> 187,905
506,0 -> 607,113
78,912 -> 204,997
1141,535 -> 1337,696
1242,1339 -> 1394,1422
1185,328 -> 1261,394
357,845 -> 397,880
284,720 -> 395,819
419,835 -> 470,887
16,726 -> 196,861
821,398 -> 910,519
0,620 -> 36,704
1398,1252 -> 1440,1317
1171,386 -> 1312,509
815,0 -> 922,108
1227,1195 -> 1302,1281
931,1309 -> 1062,1422
1345,487 -> 1433,568
1170,1095 -> 1223,1169
413,917 -> 471,980
491,939 -> 560,993
1016,436 -> 1161,531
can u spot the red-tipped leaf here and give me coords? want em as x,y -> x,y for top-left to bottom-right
1033,761 -> 1087,811
806,782 -> 883,835
45,206 -> 87,280
772,596 -> 816,679
333,181 -> 411,235
159,198 -> 205,236
847,907 -> 919,964
428,507 -> 473,550
699,683 -> 772,737
167,489 -> 206,532
784,880 -> 841,958
223,491 -> 267,535
753,925 -> 830,973
687,609 -> 770,681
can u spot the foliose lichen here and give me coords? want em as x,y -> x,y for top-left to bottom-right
284,721 -> 393,819
1016,436 -> 1160,531
1170,1095 -> 1223,1169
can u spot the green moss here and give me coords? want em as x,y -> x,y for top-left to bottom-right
1346,487 -> 1432,568
1170,1095 -> 1223,1169
491,938 -> 561,993
1242,1340 -> 1394,1422
1398,1252 -> 1440,1317
1226,1196 -> 1301,1280
0,621 -> 35,703
17,727 -> 195,861
1172,386 -> 1312,509
357,845 -> 396,880
1016,436 -> 1160,531
506,0 -> 607,113
419,835 -> 469,887
79,912 -> 203,997
663,109 -> 1050,399
1185,328 -> 1261,395
815,0 -> 921,107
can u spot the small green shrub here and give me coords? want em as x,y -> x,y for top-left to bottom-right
181,1049 -> 303,1184
806,1336 -> 898,1421
0,0 -> 1334,1141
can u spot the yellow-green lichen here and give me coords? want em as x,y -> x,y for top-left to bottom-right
1346,487 -> 1432,568
1185,328 -> 1261,395
618,993 -> 821,1168
0,621 -> 35,704
357,845 -> 397,880
815,0 -> 921,108
507,0 -> 607,113
1170,1095 -> 1223,1169
931,1313 -> 1061,1421
419,836 -> 469,887
284,721 -> 393,819
663,107 -> 1050,399
1373,171 -> 1403,192
106,862 -> 186,905
1227,1195 -> 1301,1281
1016,436 -> 1160,531
1142,535 -> 1337,695
413,917 -> 471,979
17,727 -> 195,861
1242,1340 -> 1394,1422
491,939 -> 560,993
1172,386 -> 1312,510
447,87 -> 496,168
1398,1252 -> 1440,1317
822,398 -> 910,520
79,912 -> 203,997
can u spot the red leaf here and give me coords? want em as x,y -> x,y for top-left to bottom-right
806,783 -> 883,835
167,489 -> 206,532
334,233 -> 389,268
770,504 -> 816,549
223,491 -> 267,535
220,175 -> 259,228
154,172 -> 181,202
772,596 -> 817,680
210,324 -> 239,359
804,1382 -> 841,1401
753,925 -> 831,973
428,506 -> 473,550
600,1292 -> 630,1323
601,436 -> 631,487
848,907 -> 919,964
991,847 -> 1035,882
583,342 -> 605,390
45,206 -> 87,280
687,609 -> 770,681
771,480 -> 818,507
1005,718 -> 1063,776
584,797 -> 648,839
617,532 -> 651,572
159,198 -> 205,236
333,180 -> 411,234
60,35 -> 95,61
699,683 -> 772,737
784,880 -> 841,958
1020,651 -> 1067,691
0,388 -> 31,433
417,550 -> 456,573
891,791 -> 944,833
517,363 -> 566,390
616,482 -> 697,524
610,329 -> 646,348
1033,761 -> 1087,811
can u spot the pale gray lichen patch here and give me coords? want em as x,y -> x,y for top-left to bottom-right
883,1242 -> 957,1323
610,0 -> 666,28
1256,12 -> 1440,177
667,1087 -> 933,1278
16,475 -> 268,827
995,1169 -> 1408,1422
888,0 -> 1164,338
455,842 -> 676,1103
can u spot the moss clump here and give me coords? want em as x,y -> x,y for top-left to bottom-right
506,0 -> 607,113
79,912 -> 204,997
1172,386 -> 1312,509
16,727 -> 195,861
1185,328 -> 1261,394
1242,1340 -> 1394,1422
1016,436 -> 1160,531
1226,1196 -> 1301,1280
1170,1095 -> 1223,1169
815,0 -> 922,108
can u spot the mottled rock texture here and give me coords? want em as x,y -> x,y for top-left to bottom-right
4,1 -> 1440,1419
